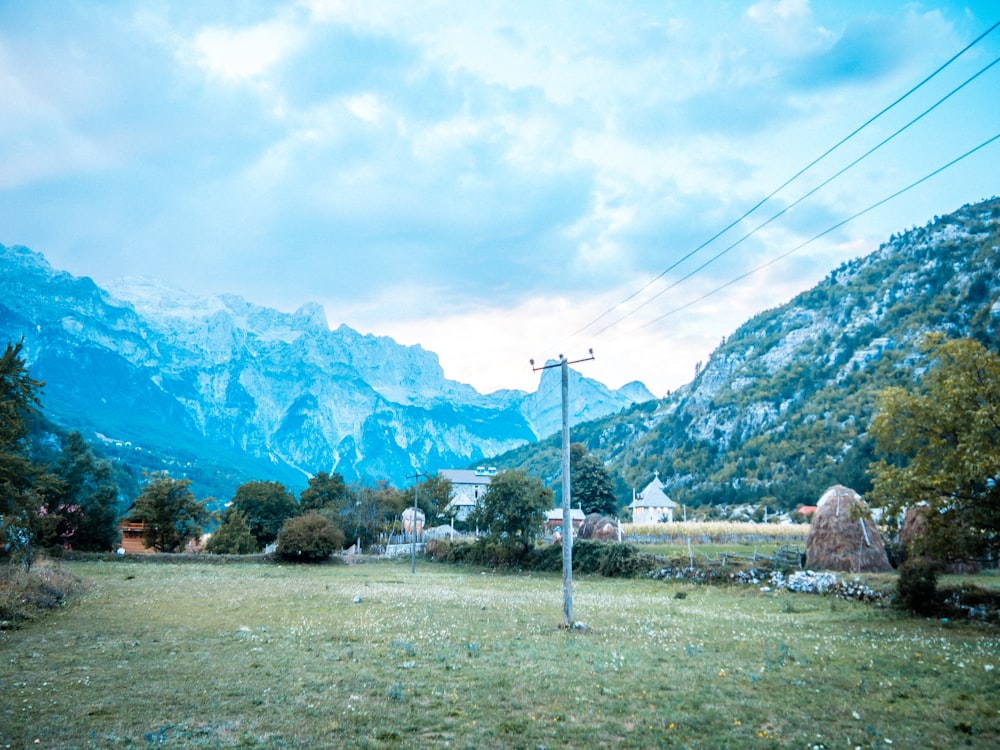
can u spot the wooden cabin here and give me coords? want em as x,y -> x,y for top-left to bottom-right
118,519 -> 152,554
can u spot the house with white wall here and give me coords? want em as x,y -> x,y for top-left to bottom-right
441,467 -> 497,521
630,472 -> 677,524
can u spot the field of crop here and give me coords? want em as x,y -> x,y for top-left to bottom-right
625,521 -> 810,543
2,558 -> 998,749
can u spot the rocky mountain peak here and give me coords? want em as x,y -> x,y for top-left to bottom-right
1,244 -> 653,498
488,197 -> 1000,510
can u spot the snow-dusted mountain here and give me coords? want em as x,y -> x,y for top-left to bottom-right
0,247 -> 652,499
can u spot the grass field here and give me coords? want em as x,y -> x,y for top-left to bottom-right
2,559 -> 998,749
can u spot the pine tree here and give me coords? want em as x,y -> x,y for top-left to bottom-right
571,445 -> 618,516
0,340 -> 54,568
42,431 -> 120,551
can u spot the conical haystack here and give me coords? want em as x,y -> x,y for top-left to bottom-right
900,503 -> 981,574
577,513 -> 620,541
899,504 -> 928,552
806,485 -> 892,573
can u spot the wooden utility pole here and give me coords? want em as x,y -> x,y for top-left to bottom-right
407,470 -> 426,574
531,350 -> 594,628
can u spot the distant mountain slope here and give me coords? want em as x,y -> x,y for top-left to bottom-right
488,197 -> 1000,510
0,246 -> 651,501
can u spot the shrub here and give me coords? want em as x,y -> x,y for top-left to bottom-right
275,513 -> 345,562
894,560 -> 940,615
0,561 -> 82,627
206,510 -> 258,555
597,543 -> 648,578
434,539 -> 653,578
523,543 -> 563,572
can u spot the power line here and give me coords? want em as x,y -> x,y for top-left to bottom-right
588,53 -> 1000,339
625,131 -> 1000,332
564,18 -> 1000,344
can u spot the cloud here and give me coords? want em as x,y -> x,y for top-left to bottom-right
182,18 -> 306,82
1,0 -> 997,397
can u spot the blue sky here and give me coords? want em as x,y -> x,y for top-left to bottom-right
2,1 -> 998,396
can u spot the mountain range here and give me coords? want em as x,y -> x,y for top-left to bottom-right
1,246 -> 651,501
5,197 -> 998,511
488,197 -> 1000,511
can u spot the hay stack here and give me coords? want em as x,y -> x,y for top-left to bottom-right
900,504 -> 981,574
577,513 -> 620,542
899,504 -> 928,552
805,485 -> 892,573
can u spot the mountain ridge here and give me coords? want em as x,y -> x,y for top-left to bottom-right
486,197 -> 1000,510
1,246 -> 652,500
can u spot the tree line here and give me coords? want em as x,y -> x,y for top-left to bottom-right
4,335 -> 998,567
2,341 -> 119,569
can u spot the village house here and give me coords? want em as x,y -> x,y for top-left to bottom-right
117,517 -> 151,553
630,472 -> 678,524
543,506 -> 586,533
440,467 -> 497,522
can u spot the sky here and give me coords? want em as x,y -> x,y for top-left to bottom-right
2,1 -> 998,397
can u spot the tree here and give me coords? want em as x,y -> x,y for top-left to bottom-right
868,336 -> 1000,561
230,480 -> 297,547
276,512 -> 345,562
342,481 -> 399,548
470,469 -> 552,544
41,431 -> 120,551
205,509 -> 258,555
298,471 -> 350,513
414,472 -> 453,522
571,444 -> 618,516
394,472 -> 453,527
129,473 -> 211,553
0,340 -> 54,568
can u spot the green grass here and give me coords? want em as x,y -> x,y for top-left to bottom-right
2,559 -> 999,749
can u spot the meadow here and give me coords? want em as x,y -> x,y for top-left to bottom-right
1,558 -> 998,749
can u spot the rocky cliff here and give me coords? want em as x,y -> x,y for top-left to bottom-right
1,247 -> 652,500
489,197 -> 1000,510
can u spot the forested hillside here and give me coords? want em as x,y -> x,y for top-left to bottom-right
488,198 -> 1000,512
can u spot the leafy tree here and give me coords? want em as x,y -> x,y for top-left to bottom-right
342,480 -> 400,548
230,480 -> 297,546
418,472 -> 454,522
298,471 -> 350,513
570,444 -> 618,516
276,512 -> 345,562
0,340 -> 55,568
205,509 -> 258,555
868,336 -> 1000,561
398,472 -> 453,525
128,472 -> 212,553
40,431 -> 120,551
470,469 -> 552,544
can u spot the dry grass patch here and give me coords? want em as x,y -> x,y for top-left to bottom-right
0,559 -> 82,628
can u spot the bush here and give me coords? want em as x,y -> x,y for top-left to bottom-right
0,561 -> 82,627
425,538 -> 533,568
275,513 -> 345,562
206,510 -> 258,555
429,538 -> 652,577
894,560 -> 940,615
597,543 -> 647,577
